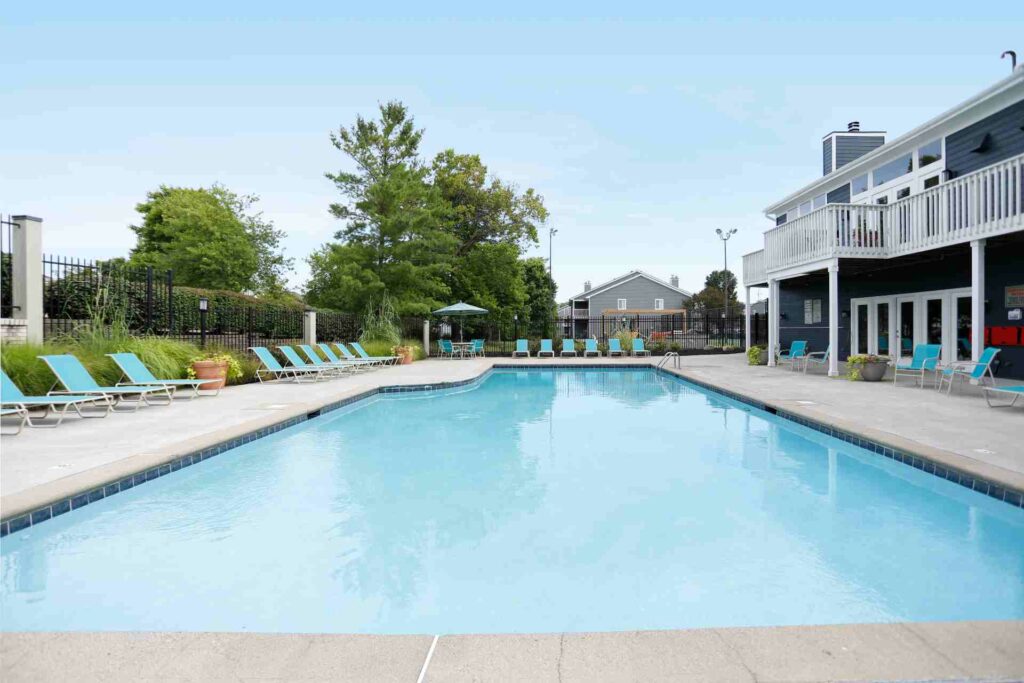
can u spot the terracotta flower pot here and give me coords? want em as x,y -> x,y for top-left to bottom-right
396,346 -> 414,365
191,359 -> 229,390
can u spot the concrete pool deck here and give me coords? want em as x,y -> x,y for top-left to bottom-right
2,354 -> 1022,681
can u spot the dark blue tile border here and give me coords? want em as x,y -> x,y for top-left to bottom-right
3,364 -> 1020,539
655,366 -> 1023,511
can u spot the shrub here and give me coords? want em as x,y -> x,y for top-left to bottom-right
360,293 -> 401,346
747,345 -> 764,366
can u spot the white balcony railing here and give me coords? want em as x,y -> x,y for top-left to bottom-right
742,249 -> 766,286
758,152 -> 1024,276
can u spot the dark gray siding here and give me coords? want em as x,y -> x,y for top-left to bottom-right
945,99 -> 1024,178
835,135 -> 885,169
822,138 -> 833,176
586,277 -> 688,313
826,183 -> 851,204
776,213 -> 787,226
776,242 -> 1024,379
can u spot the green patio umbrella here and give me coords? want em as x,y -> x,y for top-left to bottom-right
433,302 -> 488,341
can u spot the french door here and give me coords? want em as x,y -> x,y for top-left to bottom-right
851,288 -> 970,363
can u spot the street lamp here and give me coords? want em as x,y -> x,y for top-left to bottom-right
548,226 -> 558,276
198,296 -> 209,348
715,228 -> 737,321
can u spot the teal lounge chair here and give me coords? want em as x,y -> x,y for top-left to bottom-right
607,338 -> 624,357
250,347 -> 325,383
584,339 -> 600,357
936,347 -> 1000,395
777,341 -> 808,369
299,344 -> 359,376
893,343 -> 942,387
632,338 -> 650,357
39,354 -> 172,410
2,369 -> 111,427
278,346 -> 335,381
538,339 -> 555,357
350,342 -> 398,365
1,406 -> 27,435
108,352 -> 221,399
513,339 -> 530,357
983,385 -> 1024,408
318,343 -> 374,370
335,342 -> 386,366
561,339 -> 577,357
800,346 -> 831,374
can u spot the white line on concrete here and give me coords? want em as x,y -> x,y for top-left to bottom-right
416,634 -> 439,683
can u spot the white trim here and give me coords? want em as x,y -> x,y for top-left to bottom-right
617,298 -> 627,310
567,270 -> 693,301
654,298 -> 664,310
765,70 -> 1024,216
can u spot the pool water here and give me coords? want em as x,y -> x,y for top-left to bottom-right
2,369 -> 1022,633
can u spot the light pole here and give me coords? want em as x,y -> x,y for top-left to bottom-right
548,226 -> 558,276
715,228 -> 737,326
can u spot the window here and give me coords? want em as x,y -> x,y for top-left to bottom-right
812,192 -> 827,209
876,196 -> 889,205
798,201 -> 812,216
918,139 -> 942,167
852,173 -> 869,195
896,187 -> 911,200
803,299 -> 822,324
872,153 -> 913,187
654,298 -> 664,310
923,174 -> 940,189
617,298 -> 627,310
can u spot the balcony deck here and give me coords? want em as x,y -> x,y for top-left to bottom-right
744,152 -> 1023,285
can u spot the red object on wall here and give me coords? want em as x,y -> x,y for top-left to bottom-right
987,326 -> 1023,346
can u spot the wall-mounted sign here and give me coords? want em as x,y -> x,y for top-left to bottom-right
1010,309 -> 1023,321
1006,285 -> 1024,308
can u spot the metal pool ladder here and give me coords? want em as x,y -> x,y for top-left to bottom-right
657,352 -> 680,369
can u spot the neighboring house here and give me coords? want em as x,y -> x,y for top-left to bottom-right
741,65 -> 1024,378
561,270 -> 692,338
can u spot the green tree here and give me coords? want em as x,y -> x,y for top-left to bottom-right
308,102 -> 454,314
521,257 -> 557,336
129,185 -> 291,294
688,269 -> 739,312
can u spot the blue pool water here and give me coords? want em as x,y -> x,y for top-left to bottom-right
2,369 -> 1022,634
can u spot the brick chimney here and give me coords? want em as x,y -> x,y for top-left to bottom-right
583,280 -> 592,292
669,275 -> 679,288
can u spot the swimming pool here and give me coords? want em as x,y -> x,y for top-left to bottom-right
2,368 -> 1022,633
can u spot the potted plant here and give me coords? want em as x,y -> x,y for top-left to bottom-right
747,345 -> 768,366
846,354 -> 889,382
188,352 -> 243,390
392,345 -> 415,365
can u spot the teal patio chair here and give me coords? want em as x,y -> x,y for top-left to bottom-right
108,352 -> 221,398
39,354 -> 172,411
2,369 -> 111,426
560,339 -> 577,357
584,339 -> 600,357
777,341 -> 808,369
607,338 -> 624,357
250,347 -> 324,383
512,339 -> 530,357
278,346 -> 335,381
299,344 -> 359,376
538,339 -> 555,357
438,340 -> 457,360
472,339 -> 485,357
632,338 -> 650,357
351,342 -> 398,365
892,343 -> 942,388
800,345 -> 830,374
332,342 -> 382,367
936,347 -> 1000,395
983,385 -> 1024,408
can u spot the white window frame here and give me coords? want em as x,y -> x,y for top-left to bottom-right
654,298 -> 664,310
617,298 -> 627,310
850,286 -> 969,363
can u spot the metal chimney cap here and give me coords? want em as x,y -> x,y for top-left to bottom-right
848,121 -> 861,132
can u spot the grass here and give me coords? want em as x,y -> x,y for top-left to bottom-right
360,338 -> 426,361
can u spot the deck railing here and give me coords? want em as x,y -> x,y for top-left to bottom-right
742,249 -> 766,286
753,152 -> 1024,279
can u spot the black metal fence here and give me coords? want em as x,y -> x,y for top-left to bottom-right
428,312 -> 767,356
1,215 -> 14,318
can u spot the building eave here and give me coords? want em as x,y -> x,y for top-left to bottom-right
568,270 -> 692,300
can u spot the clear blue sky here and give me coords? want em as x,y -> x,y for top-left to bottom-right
3,2 -> 1022,299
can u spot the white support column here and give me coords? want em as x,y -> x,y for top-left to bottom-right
767,279 -> 778,367
11,215 -> 44,343
744,286 -> 752,350
422,319 -> 431,357
971,239 -> 985,363
828,261 -> 839,377
303,310 -> 317,345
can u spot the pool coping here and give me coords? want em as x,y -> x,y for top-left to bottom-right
2,361 -> 1021,537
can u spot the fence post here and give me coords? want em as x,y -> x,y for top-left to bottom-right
246,307 -> 254,350
165,270 -> 174,333
145,266 -> 154,332
11,215 -> 43,343
303,310 -> 317,345
422,318 -> 430,356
